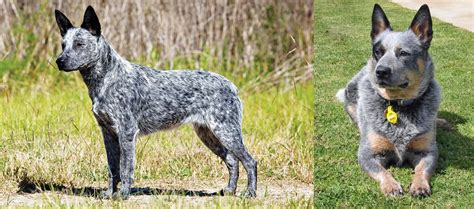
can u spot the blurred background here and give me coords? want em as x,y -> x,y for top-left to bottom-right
0,0 -> 313,93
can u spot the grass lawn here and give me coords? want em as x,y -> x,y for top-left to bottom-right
314,0 -> 473,207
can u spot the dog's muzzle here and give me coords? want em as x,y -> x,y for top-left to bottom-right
375,66 -> 409,89
56,56 -> 76,71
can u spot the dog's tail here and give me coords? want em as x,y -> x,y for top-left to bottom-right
336,88 -> 346,103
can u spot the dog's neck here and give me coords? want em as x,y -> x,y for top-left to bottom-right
380,81 -> 433,110
385,98 -> 415,107
80,37 -> 125,99
379,87 -> 425,109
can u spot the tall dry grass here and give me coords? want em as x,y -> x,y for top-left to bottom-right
0,0 -> 313,92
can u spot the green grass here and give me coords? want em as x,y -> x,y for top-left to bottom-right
314,0 -> 474,207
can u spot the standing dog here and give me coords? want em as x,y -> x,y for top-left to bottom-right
337,4 -> 439,197
54,6 -> 257,199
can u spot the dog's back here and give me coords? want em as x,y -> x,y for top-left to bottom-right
101,64 -> 242,135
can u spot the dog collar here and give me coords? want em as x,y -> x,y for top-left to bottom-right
383,99 -> 415,125
390,99 -> 415,107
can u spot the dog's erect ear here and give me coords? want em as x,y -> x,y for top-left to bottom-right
81,6 -> 101,37
55,10 -> 74,37
410,4 -> 433,48
371,4 -> 391,40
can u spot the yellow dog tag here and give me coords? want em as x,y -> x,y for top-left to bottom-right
385,105 -> 398,124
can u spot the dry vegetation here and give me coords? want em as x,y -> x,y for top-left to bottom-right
0,0 -> 313,92
0,0 -> 313,207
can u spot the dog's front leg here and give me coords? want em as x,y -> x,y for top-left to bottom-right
359,152 -> 403,196
100,126 -> 121,199
408,142 -> 438,197
117,124 -> 139,200
359,133 -> 403,196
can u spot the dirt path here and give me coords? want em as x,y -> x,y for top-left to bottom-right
391,0 -> 473,32
0,179 -> 313,207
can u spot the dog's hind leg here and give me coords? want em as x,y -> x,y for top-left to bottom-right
337,88 -> 358,123
100,126 -> 121,199
341,67 -> 367,123
193,124 -> 239,195
212,123 -> 257,198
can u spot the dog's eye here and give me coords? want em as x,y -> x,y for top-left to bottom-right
76,43 -> 84,47
374,48 -> 384,56
399,50 -> 411,57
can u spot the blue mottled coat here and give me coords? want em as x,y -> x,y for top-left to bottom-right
55,6 -> 257,199
337,4 -> 439,197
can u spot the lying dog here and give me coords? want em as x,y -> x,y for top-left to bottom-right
54,6 -> 257,199
337,4 -> 439,197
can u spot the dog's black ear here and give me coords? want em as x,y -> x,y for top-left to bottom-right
81,6 -> 101,37
410,4 -> 433,48
371,4 -> 391,40
55,10 -> 74,37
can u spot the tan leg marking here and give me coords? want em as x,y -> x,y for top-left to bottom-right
347,103 -> 358,122
407,131 -> 434,152
368,131 -> 395,154
369,168 -> 403,196
367,132 -> 403,196
410,159 -> 432,197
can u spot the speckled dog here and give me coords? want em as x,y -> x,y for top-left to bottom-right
337,4 -> 439,197
54,6 -> 257,199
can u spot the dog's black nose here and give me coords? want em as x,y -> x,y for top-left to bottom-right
376,66 -> 391,79
56,57 -> 65,68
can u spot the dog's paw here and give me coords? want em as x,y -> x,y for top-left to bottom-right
104,188 -> 130,200
117,189 -> 130,200
409,180 -> 431,197
240,190 -> 257,198
219,187 -> 236,196
101,190 -> 114,199
380,180 -> 403,197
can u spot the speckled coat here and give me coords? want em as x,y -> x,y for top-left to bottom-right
55,6 -> 256,199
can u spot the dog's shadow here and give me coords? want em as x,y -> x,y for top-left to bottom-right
17,179 -> 220,198
436,111 -> 474,171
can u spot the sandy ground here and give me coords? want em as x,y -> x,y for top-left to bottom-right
0,179 -> 313,207
391,0 -> 474,32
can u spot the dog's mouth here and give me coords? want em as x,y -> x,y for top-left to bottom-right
57,62 -> 90,72
58,67 -> 79,72
377,81 -> 409,89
